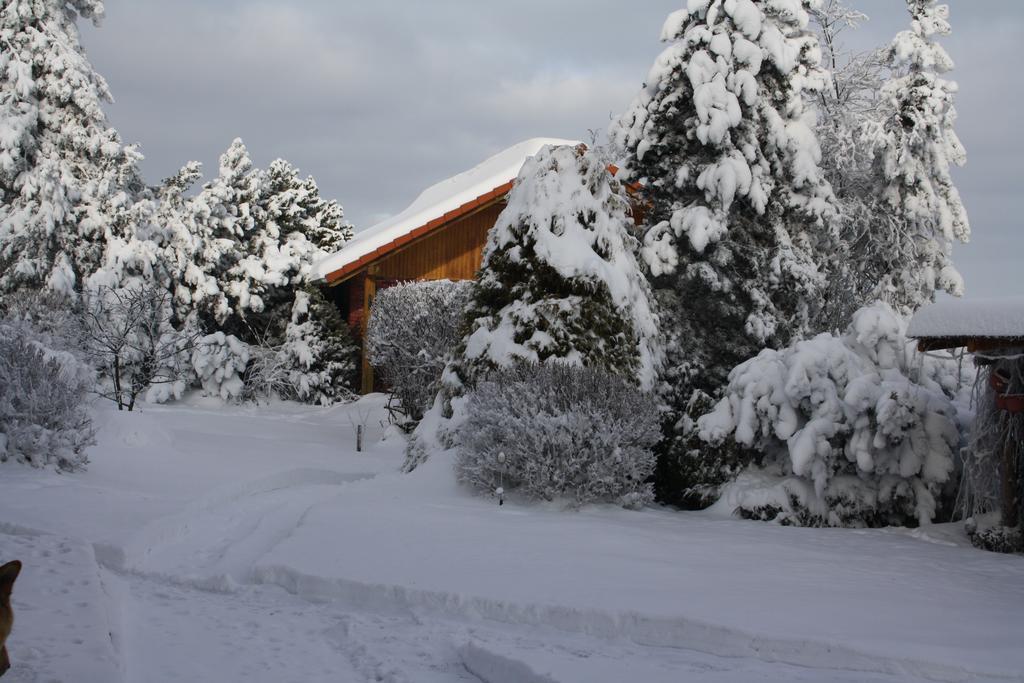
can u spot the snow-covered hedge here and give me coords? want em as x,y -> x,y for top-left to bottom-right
367,280 -> 474,423
456,362 -> 660,507
698,303 -> 963,527
0,319 -> 95,471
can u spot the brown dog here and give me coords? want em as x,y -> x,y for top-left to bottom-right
0,560 -> 21,678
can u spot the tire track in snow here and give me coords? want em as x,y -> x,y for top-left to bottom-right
120,468 -> 375,584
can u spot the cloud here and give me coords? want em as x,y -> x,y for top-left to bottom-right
79,0 -> 1024,297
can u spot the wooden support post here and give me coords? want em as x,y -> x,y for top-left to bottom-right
360,275 -> 377,395
356,424 -> 363,453
1001,420 -> 1020,528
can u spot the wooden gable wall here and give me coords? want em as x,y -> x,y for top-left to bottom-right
328,200 -> 505,394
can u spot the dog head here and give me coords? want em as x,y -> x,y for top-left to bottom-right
0,560 -> 22,677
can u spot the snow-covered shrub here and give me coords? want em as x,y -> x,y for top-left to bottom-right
456,362 -> 660,507
0,289 -> 83,346
0,319 -> 95,471
967,519 -> 1023,555
367,280 -> 474,423
81,284 -> 198,411
698,302 -> 961,527
191,332 -> 249,402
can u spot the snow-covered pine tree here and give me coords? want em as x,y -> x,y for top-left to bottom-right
864,0 -> 969,312
0,0 -> 147,298
455,144 -> 660,390
188,139 -> 261,333
154,162 -> 206,323
610,0 -> 835,506
303,179 -> 353,255
187,147 -> 352,344
223,158 -> 352,338
278,286 -> 358,405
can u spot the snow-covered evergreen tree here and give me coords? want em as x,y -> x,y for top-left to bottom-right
611,0 -> 835,505
278,287 -> 358,405
456,144 -> 660,389
864,0 -> 969,312
187,139 -> 261,331
224,158 -> 352,337
191,331 -> 249,402
0,0 -> 147,297
153,162 -> 205,322
186,144 -> 352,345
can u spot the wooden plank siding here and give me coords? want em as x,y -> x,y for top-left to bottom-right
371,201 -> 501,283
332,200 -> 504,394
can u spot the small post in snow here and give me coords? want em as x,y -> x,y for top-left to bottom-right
496,451 -> 506,506
356,424 -> 363,453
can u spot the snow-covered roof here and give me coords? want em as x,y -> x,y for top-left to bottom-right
314,137 -> 581,283
908,297 -> 1024,340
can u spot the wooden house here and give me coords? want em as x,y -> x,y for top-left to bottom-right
314,138 -> 580,393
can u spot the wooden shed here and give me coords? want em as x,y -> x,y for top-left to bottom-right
909,298 -> 1024,528
314,138 -> 580,393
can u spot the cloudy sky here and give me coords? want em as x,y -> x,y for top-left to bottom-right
80,1 -> 1022,298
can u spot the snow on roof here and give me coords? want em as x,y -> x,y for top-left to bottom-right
908,297 -> 1024,339
314,137 -> 581,282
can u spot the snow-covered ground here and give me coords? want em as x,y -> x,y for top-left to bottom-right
1,396 -> 1022,683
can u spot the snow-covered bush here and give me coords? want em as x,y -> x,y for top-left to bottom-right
698,302 -> 962,527
0,319 -> 95,471
456,363 -> 660,507
191,332 -> 250,402
367,280 -> 474,423
80,284 -> 198,411
0,289 -> 83,349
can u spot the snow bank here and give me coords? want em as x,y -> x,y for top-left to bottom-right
459,642 -> 560,683
313,138 -> 579,280
909,297 -> 1024,339
252,554 -> 1018,682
